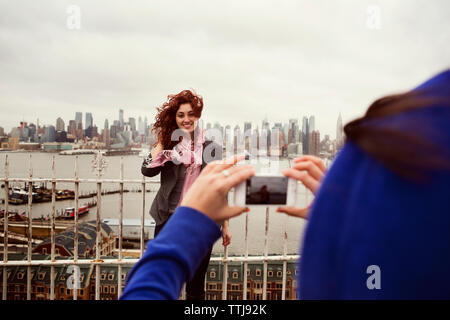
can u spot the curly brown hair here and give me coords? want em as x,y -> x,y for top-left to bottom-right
152,89 -> 204,150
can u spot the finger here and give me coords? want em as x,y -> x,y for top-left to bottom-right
291,160 -> 325,181
210,154 -> 246,174
293,155 -> 326,173
221,206 -> 250,221
276,206 -> 309,219
222,236 -> 231,246
282,168 -> 320,194
217,164 -> 254,177
201,160 -> 219,174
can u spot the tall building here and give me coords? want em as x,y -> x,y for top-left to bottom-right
56,117 -> 65,132
75,112 -> 83,130
262,117 -> 270,131
144,117 -> 148,136
302,117 -> 309,155
244,122 -> 252,134
44,125 -> 56,143
68,120 -> 77,136
308,130 -> 320,156
308,116 -> 315,134
138,116 -> 144,135
85,112 -> 93,129
104,119 -> 109,130
288,119 -> 299,144
128,117 -> 136,132
0,127 -> 4,136
103,128 -> 110,148
119,109 -> 124,128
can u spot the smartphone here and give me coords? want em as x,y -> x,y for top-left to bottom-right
234,173 -> 297,206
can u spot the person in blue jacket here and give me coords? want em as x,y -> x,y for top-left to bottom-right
121,69 -> 450,300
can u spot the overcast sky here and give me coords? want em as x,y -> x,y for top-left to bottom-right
1,0 -> 449,138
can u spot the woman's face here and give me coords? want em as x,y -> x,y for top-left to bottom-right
176,103 -> 198,134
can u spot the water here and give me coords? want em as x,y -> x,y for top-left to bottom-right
0,152 -> 312,255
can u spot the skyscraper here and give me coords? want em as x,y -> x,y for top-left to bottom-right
129,117 -> 136,132
302,116 -> 309,154
288,119 -> 299,144
85,112 -> 93,129
119,109 -> 124,128
68,120 -> 77,136
56,117 -> 65,132
308,116 -> 315,134
309,130 -> 320,156
44,125 -> 56,143
104,119 -> 109,130
75,112 -> 83,130
244,122 -> 252,134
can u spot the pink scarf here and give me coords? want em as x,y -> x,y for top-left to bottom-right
145,128 -> 205,206
176,129 -> 204,206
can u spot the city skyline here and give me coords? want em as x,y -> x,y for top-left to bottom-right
0,109 -> 336,158
1,1 -> 448,139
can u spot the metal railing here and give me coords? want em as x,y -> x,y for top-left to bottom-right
1,151 -> 301,300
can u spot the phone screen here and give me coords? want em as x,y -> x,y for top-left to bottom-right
245,176 -> 288,205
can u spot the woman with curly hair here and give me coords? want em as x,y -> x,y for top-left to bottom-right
141,89 -> 229,300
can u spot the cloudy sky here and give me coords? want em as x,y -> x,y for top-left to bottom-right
1,0 -> 449,138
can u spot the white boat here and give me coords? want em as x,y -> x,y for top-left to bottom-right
102,218 -> 156,241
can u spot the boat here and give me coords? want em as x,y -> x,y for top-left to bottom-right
102,218 -> 156,241
59,205 -> 89,219
8,188 -> 43,205
55,190 -> 75,200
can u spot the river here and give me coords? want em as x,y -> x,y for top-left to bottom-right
0,151 -> 313,256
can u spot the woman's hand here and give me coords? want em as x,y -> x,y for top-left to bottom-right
277,155 -> 327,219
181,155 -> 255,223
150,142 -> 163,159
222,224 -> 232,246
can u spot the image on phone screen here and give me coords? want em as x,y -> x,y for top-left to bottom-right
245,176 -> 288,205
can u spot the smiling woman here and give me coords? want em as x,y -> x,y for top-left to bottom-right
153,90 -> 204,151
140,89 -> 227,300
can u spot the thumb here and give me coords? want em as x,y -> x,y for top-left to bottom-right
276,206 -> 309,219
224,206 -> 250,220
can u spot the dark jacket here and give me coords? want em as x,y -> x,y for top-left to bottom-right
142,140 -> 222,226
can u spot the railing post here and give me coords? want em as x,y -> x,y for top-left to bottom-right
50,156 -> 56,300
118,157 -> 124,299
282,214 -> 288,300
2,155 -> 9,300
92,151 -> 107,301
26,155 -> 33,300
140,174 -> 145,257
243,211 -> 249,300
263,206 -> 269,300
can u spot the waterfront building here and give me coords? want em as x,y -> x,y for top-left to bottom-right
205,260 -> 299,300
0,254 -> 132,300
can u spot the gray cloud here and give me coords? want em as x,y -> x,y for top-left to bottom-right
0,0 -> 449,137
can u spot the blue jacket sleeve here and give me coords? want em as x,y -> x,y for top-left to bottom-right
120,206 -> 222,300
